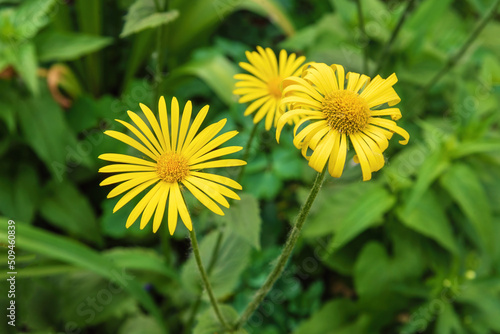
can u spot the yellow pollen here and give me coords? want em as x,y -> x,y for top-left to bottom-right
156,152 -> 190,183
267,77 -> 283,99
322,90 -> 370,134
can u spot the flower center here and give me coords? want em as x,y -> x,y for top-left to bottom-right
267,77 -> 283,99
156,152 -> 190,183
322,90 -> 370,134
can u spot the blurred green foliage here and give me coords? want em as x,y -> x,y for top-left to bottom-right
0,0 -> 500,333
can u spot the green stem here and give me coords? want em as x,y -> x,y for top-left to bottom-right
235,168 -> 328,329
184,231 -> 224,333
355,0 -> 368,74
372,0 -> 417,76
155,24 -> 165,106
189,228 -> 230,331
237,122 -> 259,183
422,0 -> 500,94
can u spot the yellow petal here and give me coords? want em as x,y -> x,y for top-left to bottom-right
115,120 -> 162,157
171,97 -> 180,151
107,173 -> 159,198
127,110 -> 164,154
113,179 -> 157,213
185,176 -> 229,208
139,102 -> 167,150
183,105 -> 209,150
140,183 -> 164,229
105,130 -> 158,160
308,131 -> 335,173
350,134 -> 372,181
182,179 -> 224,215
189,132 -> 239,163
167,186 -> 179,235
99,164 -> 155,173
190,159 -> 246,170
125,182 -> 162,228
98,153 -> 155,166
190,171 -> 242,190
190,146 -> 242,165
100,171 -> 157,186
158,96 -> 172,151
177,100 -> 192,151
369,118 -> 409,144
183,119 -> 227,159
153,183 -> 170,233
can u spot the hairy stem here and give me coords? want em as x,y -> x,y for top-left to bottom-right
188,228 -> 230,331
235,168 -> 328,329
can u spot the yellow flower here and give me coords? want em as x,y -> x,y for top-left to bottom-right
99,97 -> 246,234
276,63 -> 409,181
234,46 -> 306,130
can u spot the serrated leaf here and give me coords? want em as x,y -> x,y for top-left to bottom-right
35,30 -> 113,61
120,0 -> 178,38
220,193 -> 261,249
194,305 -> 247,334
398,189 -> 458,254
39,180 -> 101,245
440,163 -> 493,252
181,230 -> 251,299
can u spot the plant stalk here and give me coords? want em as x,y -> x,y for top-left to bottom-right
234,167 -> 328,329
423,0 -> 500,93
355,0 -> 369,74
188,228 -> 230,331
372,0 -> 417,76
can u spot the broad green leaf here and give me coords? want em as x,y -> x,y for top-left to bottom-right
398,189 -> 458,254
440,163 -> 493,252
452,140 -> 500,158
13,0 -> 58,39
35,30 -> 113,61
181,230 -> 251,299
405,147 -> 450,212
194,305 -> 247,334
59,272 -> 138,326
303,182 -> 394,250
119,314 -> 165,334
238,0 -> 295,36
8,42 -> 38,95
103,247 -> 177,279
271,147 -> 304,181
0,100 -> 15,133
435,303 -> 466,334
39,180 -> 101,245
328,185 -> 395,252
0,163 -> 39,224
17,88 -> 91,179
120,0 -> 179,37
0,219 -> 165,331
219,193 -> 262,249
167,50 -> 238,105
243,169 -> 282,200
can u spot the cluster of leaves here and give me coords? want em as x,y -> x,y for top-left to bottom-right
0,0 -> 499,333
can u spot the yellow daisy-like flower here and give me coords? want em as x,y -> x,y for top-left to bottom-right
99,97 -> 246,234
276,63 -> 409,181
234,46 -> 306,130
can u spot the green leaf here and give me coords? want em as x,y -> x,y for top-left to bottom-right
181,230 -> 251,299
452,140 -> 500,158
0,100 -> 16,133
405,147 -> 450,212
35,30 -> 113,62
435,304 -> 466,334
440,163 -> 493,252
243,169 -> 283,200
219,193 -> 262,249
13,0 -> 58,39
398,189 -> 459,254
39,180 -> 101,245
9,42 -> 39,95
167,50 -> 238,105
104,247 -> 177,279
119,314 -> 165,334
294,299 -> 364,334
304,182 -> 394,249
0,219 -> 166,331
194,305 -> 247,334
120,0 -> 179,38
17,88 -> 90,179
0,163 -> 39,224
